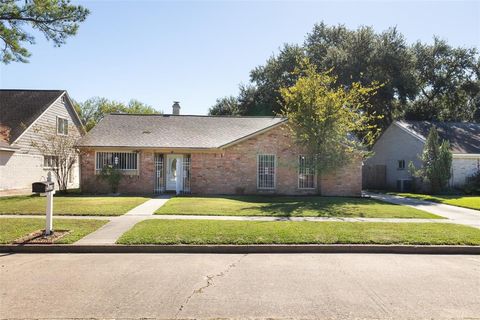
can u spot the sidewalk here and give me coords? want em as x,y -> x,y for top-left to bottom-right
365,192 -> 480,229
74,196 -> 171,245
2,193 -> 479,246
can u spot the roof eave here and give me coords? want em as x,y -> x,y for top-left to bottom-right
218,118 -> 288,149
452,153 -> 480,158
63,92 -> 87,135
0,146 -> 20,152
393,121 -> 427,143
76,145 -> 220,151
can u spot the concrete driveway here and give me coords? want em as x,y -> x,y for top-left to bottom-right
1,253 -> 479,319
366,192 -> 480,229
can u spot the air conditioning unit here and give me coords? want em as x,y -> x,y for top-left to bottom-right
396,179 -> 413,192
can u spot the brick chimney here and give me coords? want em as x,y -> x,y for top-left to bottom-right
0,125 -> 11,143
172,101 -> 180,115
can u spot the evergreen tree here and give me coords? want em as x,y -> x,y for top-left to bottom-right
411,126 -> 452,193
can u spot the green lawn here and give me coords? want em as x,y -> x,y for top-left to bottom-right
0,218 -> 108,244
117,219 -> 480,245
394,193 -> 480,211
0,195 -> 150,216
155,196 -> 442,219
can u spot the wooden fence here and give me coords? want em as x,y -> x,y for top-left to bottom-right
362,165 -> 386,190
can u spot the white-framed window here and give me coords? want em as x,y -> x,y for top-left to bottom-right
56,117 -> 68,135
43,155 -> 59,169
95,152 -> 138,173
298,155 -> 316,189
257,154 -> 276,189
398,160 -> 406,170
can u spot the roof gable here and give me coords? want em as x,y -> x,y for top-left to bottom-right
77,114 -> 287,149
395,120 -> 480,154
0,89 -> 65,143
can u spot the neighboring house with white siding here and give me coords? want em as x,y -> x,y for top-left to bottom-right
365,120 -> 480,191
0,90 -> 84,196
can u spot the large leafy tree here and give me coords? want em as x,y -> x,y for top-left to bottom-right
280,59 -> 380,174
247,44 -> 306,116
305,23 -> 417,130
74,97 -> 159,131
214,23 -> 416,132
213,22 -> 479,135
208,96 -> 240,116
406,38 -> 480,122
0,0 -> 89,63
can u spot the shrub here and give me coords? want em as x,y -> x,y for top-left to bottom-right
464,170 -> 480,195
99,165 -> 122,194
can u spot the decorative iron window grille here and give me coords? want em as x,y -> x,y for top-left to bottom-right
257,154 -> 276,189
95,152 -> 138,173
182,155 -> 191,194
298,155 -> 316,189
154,153 -> 165,194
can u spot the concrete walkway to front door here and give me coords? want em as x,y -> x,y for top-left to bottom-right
365,192 -> 480,229
75,196 -> 171,245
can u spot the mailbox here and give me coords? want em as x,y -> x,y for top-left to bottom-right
32,181 -> 55,193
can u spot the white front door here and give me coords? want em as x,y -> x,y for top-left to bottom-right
166,154 -> 183,191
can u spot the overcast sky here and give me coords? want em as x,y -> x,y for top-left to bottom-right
1,0 -> 479,114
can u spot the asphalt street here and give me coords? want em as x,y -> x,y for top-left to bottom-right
1,253 -> 479,319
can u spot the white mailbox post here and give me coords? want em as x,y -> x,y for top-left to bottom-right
32,172 -> 55,236
45,173 -> 55,235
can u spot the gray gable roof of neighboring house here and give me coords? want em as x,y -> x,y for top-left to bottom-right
0,89 -> 65,143
77,114 -> 287,149
396,120 -> 480,154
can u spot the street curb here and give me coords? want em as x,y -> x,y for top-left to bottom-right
1,244 -> 479,254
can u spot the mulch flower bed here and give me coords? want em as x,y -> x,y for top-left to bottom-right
13,230 -> 71,244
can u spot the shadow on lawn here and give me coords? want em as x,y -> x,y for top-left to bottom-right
225,196 -> 373,217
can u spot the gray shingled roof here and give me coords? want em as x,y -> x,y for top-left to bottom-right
397,120 -> 480,154
0,89 -> 65,143
77,114 -> 287,149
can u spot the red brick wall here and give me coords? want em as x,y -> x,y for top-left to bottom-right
190,125 -> 316,195
79,125 -> 362,196
319,156 -> 363,196
190,125 -> 362,196
80,149 -> 154,194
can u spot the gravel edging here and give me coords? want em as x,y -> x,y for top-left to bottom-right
1,244 -> 479,254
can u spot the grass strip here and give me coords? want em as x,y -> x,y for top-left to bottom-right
117,219 -> 480,245
0,218 -> 108,244
0,195 -> 150,216
393,193 -> 480,211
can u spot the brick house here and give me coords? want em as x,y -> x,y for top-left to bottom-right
77,103 -> 362,196
0,90 -> 84,196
